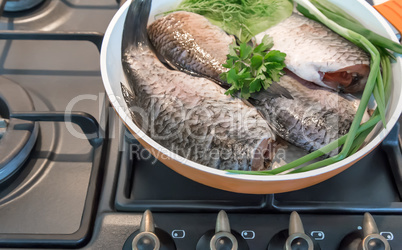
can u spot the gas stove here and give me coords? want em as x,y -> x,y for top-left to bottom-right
0,0 -> 400,249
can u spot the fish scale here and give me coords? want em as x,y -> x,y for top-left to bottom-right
122,40 -> 275,170
147,10 -> 368,156
148,11 -> 232,85
250,75 -> 363,154
256,13 -> 370,92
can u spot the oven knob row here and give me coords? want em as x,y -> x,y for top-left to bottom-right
123,210 -> 318,250
123,210 -> 390,250
339,212 -> 390,250
123,210 -> 176,250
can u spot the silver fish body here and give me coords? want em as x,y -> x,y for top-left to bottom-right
148,11 -> 232,86
147,9 -> 366,154
121,0 -> 276,171
256,13 -> 370,93
250,74 -> 366,154
148,11 -> 292,99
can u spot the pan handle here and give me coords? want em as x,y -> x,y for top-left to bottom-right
373,0 -> 402,34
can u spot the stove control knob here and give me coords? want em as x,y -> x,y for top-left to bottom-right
267,211 -> 320,250
339,213 -> 390,250
123,210 -> 176,250
196,210 -> 249,250
285,211 -> 318,250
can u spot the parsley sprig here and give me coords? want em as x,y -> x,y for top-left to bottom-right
219,35 -> 286,99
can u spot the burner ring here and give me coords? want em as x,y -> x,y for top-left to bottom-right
0,77 -> 38,184
3,0 -> 45,12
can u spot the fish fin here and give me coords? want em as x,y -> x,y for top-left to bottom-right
266,82 -> 293,99
154,55 -> 176,71
121,82 -> 138,117
251,81 -> 293,101
121,0 -> 152,53
172,63 -> 212,79
239,98 -> 255,108
121,82 -> 135,100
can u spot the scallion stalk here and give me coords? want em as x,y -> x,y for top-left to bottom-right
291,54 -> 392,174
228,0 -> 393,176
297,0 -> 402,54
227,114 -> 382,175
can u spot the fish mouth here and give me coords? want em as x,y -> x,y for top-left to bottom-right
320,64 -> 370,93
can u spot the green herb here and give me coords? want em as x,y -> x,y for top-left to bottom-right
219,35 -> 286,99
227,0 -> 394,175
164,0 -> 293,43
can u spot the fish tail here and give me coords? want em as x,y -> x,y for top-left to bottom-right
121,0 -> 152,53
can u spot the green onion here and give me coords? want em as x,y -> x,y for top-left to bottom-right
373,72 -> 386,127
297,0 -> 402,54
228,0 -> 394,175
227,113 -> 382,175
292,0 -> 383,157
290,55 -> 392,174
272,0 -> 381,170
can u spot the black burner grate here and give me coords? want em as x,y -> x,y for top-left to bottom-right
0,6 -> 108,247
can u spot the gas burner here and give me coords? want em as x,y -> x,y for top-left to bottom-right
0,0 -> 60,30
3,0 -> 45,12
0,77 -> 38,184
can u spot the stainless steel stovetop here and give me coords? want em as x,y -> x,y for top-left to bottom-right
0,1 -> 400,249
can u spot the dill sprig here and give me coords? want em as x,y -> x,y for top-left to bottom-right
164,0 -> 293,43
